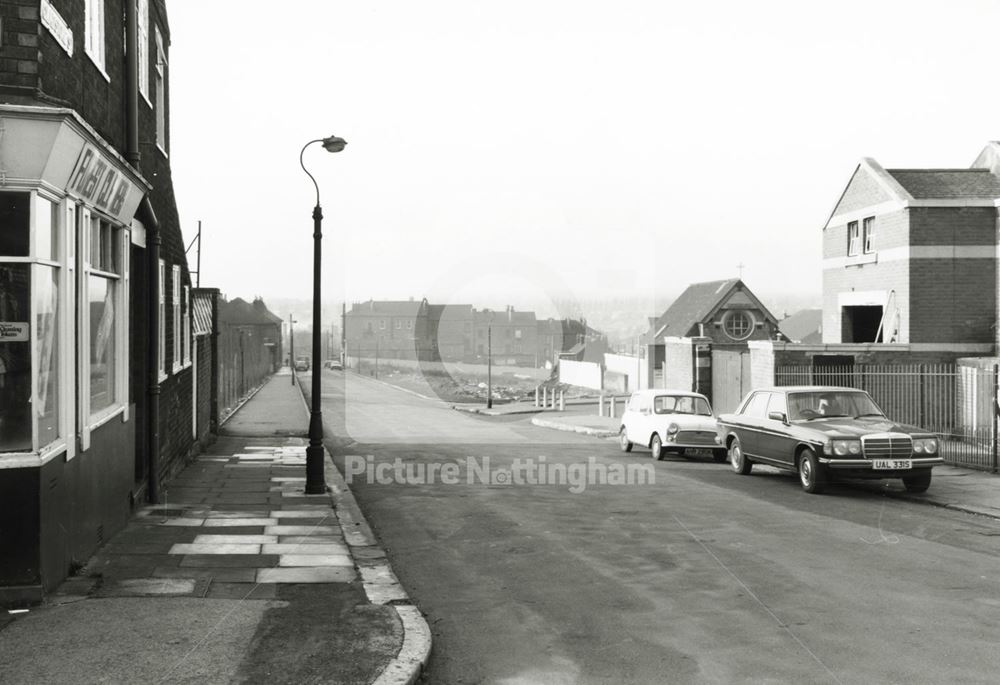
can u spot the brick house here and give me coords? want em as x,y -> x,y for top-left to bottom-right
0,0 -> 203,602
344,299 -> 432,360
426,303 -> 473,361
822,151 -> 1000,351
217,297 -> 283,412
473,306 -> 538,366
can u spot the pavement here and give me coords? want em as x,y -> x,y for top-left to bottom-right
525,407 -> 1000,519
0,367 -> 430,685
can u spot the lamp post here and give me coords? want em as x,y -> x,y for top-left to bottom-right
300,134 -> 347,495
289,315 -> 296,385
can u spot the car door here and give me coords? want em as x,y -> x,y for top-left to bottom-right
757,392 -> 796,467
730,391 -> 770,456
622,393 -> 641,442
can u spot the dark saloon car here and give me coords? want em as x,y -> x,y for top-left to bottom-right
718,386 -> 943,494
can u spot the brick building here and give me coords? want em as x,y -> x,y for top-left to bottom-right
0,0 -> 203,602
426,303 -> 473,361
473,307 -> 539,366
344,299 -> 432,360
822,151 -> 1000,352
216,297 -> 282,418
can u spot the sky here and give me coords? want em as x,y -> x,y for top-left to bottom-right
168,0 -> 1000,318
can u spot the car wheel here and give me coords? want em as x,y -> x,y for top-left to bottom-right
650,434 -> 663,461
712,449 -> 728,464
619,428 -> 633,453
902,471 -> 932,493
798,448 -> 826,494
729,437 -> 752,475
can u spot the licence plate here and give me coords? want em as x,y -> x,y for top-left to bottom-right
685,448 -> 713,457
873,459 -> 912,470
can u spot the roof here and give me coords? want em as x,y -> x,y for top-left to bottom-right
218,297 -> 282,327
350,300 -> 425,317
427,304 -> 473,319
192,293 -> 213,336
778,309 -> 822,344
649,279 -> 739,340
761,386 -> 868,393
884,169 -> 1000,200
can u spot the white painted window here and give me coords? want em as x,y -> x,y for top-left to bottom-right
158,259 -> 166,378
183,285 -> 191,366
862,216 -> 875,254
154,26 -> 167,153
84,0 -> 106,73
137,0 -> 149,101
847,221 -> 860,257
172,264 -> 181,371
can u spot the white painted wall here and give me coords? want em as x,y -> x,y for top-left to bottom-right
558,359 -> 604,390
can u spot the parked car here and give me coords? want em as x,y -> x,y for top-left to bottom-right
717,386 -> 943,494
619,389 -> 727,462
294,357 -> 310,372
324,359 -> 343,370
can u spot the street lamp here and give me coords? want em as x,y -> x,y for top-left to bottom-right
300,134 -> 347,495
289,314 -> 297,385
487,311 -> 494,409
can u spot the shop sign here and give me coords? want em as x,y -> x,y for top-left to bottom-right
67,144 -> 139,223
41,0 -> 74,57
0,322 -> 29,342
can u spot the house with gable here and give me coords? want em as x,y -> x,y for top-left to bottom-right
822,151 -> 1000,350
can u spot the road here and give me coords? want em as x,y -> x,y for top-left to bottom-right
306,369 -> 1000,685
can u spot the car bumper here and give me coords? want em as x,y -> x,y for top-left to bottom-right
819,456 -> 943,469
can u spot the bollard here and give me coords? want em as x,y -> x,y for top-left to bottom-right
599,394 -> 605,417
559,390 -> 565,411
542,386 -> 548,410
610,395 -> 616,418
534,386 -> 540,408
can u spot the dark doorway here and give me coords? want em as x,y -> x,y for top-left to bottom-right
841,305 -> 883,343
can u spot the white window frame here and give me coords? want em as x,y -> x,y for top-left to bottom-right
183,285 -> 191,367
158,259 -> 166,381
137,0 -> 150,104
862,216 -> 875,254
154,26 -> 167,155
84,0 -> 108,79
847,221 -> 860,257
172,264 -> 181,372
79,208 -> 128,445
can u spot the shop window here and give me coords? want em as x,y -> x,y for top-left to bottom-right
85,0 -> 106,74
0,193 -> 62,454
86,215 -> 122,417
172,265 -> 181,371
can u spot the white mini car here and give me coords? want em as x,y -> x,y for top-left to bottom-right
619,389 -> 726,462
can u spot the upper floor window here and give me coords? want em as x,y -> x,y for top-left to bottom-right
155,26 -> 167,153
847,221 -> 860,256
85,0 -> 106,73
723,311 -> 753,341
137,0 -> 150,101
862,216 -> 875,254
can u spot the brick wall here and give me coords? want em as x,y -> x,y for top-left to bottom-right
663,337 -> 694,391
195,334 -> 212,443
832,166 -> 893,216
0,1 -> 40,96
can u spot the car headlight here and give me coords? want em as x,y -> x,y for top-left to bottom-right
914,438 -> 937,454
832,439 -> 862,456
667,423 -> 679,434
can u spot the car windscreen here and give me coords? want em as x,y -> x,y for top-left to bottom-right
787,391 -> 884,420
653,395 -> 712,416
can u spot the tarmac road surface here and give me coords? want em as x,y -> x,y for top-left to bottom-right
309,369 -> 1000,685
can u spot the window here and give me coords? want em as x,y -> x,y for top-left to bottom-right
723,311 -> 753,340
515,329 -> 522,339
766,393 -> 787,418
380,319 -> 386,330
183,286 -> 191,366
741,392 -> 771,418
172,265 -> 181,371
847,221 -> 860,256
84,0 -> 106,73
137,0 -> 149,101
407,320 -> 413,329
158,260 -> 165,377
395,320 -> 401,330
86,214 -> 122,417
862,216 -> 875,254
154,27 -> 167,152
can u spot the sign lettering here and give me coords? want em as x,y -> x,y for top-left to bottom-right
67,144 -> 140,223
0,322 -> 29,342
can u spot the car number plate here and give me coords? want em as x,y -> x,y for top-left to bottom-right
685,448 -> 713,457
873,459 -> 912,470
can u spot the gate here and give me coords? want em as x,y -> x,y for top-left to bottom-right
712,349 -> 750,414
775,363 -> 999,472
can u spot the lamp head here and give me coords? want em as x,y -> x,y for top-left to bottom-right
322,136 -> 347,153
